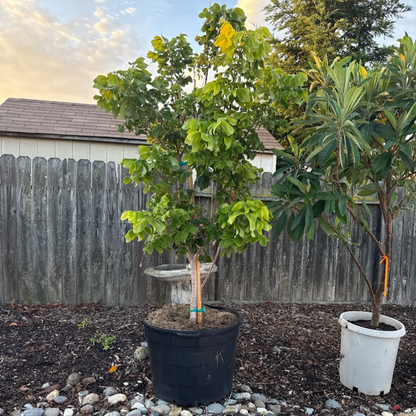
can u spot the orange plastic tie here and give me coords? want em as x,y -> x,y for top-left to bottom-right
380,255 -> 389,298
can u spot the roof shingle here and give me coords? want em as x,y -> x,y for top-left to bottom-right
0,98 -> 282,150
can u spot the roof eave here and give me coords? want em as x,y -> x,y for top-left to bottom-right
0,131 -> 147,145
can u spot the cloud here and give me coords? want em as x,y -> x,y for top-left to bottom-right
94,7 -> 104,18
94,17 -> 111,34
121,7 -> 136,15
0,0 -> 143,104
236,0 -> 270,29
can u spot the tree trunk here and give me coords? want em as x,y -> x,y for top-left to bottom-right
371,184 -> 393,327
371,281 -> 384,327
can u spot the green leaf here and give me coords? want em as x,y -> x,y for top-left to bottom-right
304,202 -> 313,233
337,194 -> 347,217
318,139 -> 337,164
317,216 -> 335,237
237,88 -> 250,103
273,212 -> 287,239
224,136 -> 232,149
357,183 -> 380,196
312,200 -> 325,218
398,149 -> 414,171
371,152 -> 392,174
384,111 -> 397,130
291,206 -> 305,232
288,177 -> 305,192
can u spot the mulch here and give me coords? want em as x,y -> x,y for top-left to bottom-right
0,301 -> 415,414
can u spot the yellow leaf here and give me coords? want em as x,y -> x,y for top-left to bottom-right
109,364 -> 118,373
359,66 -> 367,79
10,323 -> 17,326
399,53 -> 405,63
214,22 -> 235,52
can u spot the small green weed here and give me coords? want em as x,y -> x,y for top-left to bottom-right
77,317 -> 89,328
90,333 -> 116,350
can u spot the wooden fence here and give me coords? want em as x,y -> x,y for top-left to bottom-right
0,155 -> 415,306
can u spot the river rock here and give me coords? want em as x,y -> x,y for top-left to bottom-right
105,413 -> 121,416
67,372 -> 82,386
46,390 -> 59,402
252,393 -> 267,402
207,403 -> 225,414
108,394 -> 127,405
152,405 -> 171,415
239,385 -> 252,393
145,400 -> 156,408
63,410 -> 74,416
44,409 -> 60,416
134,346 -> 148,361
131,402 -> 147,414
81,404 -> 94,415
222,405 -> 239,415
54,396 -> 68,404
82,377 -> 96,387
180,411 -> 192,416
233,393 -> 251,400
187,408 -> 202,415
83,393 -> 100,405
22,410 -> 44,416
325,399 -> 341,409
104,387 -> 117,397
169,406 -> 182,416
269,405 -> 281,414
254,399 -> 266,409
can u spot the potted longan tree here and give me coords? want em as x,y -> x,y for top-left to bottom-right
94,3 -> 306,405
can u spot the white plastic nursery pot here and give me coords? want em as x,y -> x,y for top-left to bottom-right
339,311 -> 406,396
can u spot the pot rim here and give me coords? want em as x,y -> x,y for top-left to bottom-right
143,304 -> 242,336
339,311 -> 406,339
144,263 -> 217,281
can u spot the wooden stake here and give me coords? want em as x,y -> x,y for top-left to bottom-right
197,259 -> 202,323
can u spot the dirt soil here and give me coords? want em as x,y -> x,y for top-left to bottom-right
145,304 -> 238,330
0,302 -> 415,413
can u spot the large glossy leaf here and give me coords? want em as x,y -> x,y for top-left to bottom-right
357,183 -> 380,196
371,152 -> 392,174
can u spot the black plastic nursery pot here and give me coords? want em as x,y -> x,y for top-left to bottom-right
143,305 -> 242,406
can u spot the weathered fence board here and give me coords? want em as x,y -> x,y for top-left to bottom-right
61,158 -> 77,304
0,155 -> 415,306
16,156 -> 33,304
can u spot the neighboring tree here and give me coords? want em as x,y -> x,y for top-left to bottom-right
93,3 -> 306,326
264,0 -> 412,73
270,35 -> 416,327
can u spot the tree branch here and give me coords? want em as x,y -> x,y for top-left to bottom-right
320,214 -> 376,307
201,245 -> 221,289
346,205 -> 384,256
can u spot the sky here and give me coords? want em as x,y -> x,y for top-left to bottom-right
0,0 -> 415,106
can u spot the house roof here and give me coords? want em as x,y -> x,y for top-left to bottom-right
0,98 -> 282,150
